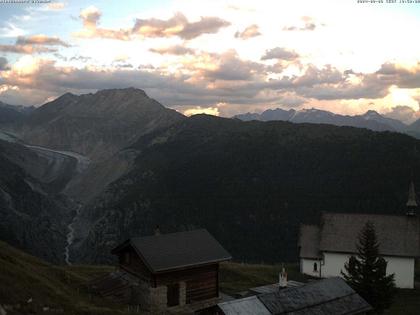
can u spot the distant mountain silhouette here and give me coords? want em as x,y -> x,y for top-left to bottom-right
0,101 -> 34,124
234,108 -> 408,133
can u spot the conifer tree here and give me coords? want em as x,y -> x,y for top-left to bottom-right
341,221 -> 396,314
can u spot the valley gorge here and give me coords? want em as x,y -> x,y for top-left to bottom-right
0,88 -> 184,264
2,88 -> 420,266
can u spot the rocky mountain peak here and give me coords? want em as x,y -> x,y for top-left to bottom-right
11,88 -> 185,160
362,110 -> 381,119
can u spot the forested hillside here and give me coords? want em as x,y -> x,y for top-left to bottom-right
76,115 -> 420,263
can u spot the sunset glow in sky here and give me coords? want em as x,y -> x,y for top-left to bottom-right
0,0 -> 420,121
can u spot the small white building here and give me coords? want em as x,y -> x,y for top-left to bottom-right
298,182 -> 420,289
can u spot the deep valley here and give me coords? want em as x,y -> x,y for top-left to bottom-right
1,88 -> 420,266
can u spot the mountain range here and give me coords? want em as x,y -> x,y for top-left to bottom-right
10,88 -> 184,160
1,88 -> 420,265
0,101 -> 34,124
234,107 -> 415,134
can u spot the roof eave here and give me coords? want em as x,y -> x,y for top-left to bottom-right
299,255 -> 322,259
129,239 -> 156,274
110,239 -> 131,255
151,256 -> 232,274
320,249 -> 420,258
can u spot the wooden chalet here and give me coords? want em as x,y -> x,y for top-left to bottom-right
93,229 -> 231,314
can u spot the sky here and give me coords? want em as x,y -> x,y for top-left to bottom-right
0,0 -> 420,121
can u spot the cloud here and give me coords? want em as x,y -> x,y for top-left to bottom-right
113,55 -> 129,62
0,23 -> 26,38
150,45 -> 196,55
0,57 -> 9,71
294,74 -> 390,100
76,8 -> 230,41
261,47 -> 299,61
2,53 -> 420,113
75,6 -> 131,40
16,35 -> 70,47
376,62 -> 420,89
0,44 -> 56,54
195,50 -> 265,81
0,55 -> 277,107
283,16 -> 318,31
183,106 -> 220,116
250,64 -> 391,101
293,64 -> 343,86
80,5 -> 101,29
69,55 -> 92,62
133,12 -> 231,40
47,2 -> 66,10
277,93 -> 307,107
287,68 -> 390,101
234,24 -> 261,39
0,34 -> 69,55
385,105 -> 419,124
112,55 -> 133,69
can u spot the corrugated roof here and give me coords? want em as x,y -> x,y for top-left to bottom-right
249,281 -> 304,295
258,277 -> 372,315
115,229 -> 232,273
319,213 -> 420,257
298,225 -> 321,259
218,296 -> 271,315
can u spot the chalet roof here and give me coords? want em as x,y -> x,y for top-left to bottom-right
298,225 -> 321,259
112,229 -> 231,273
249,281 -> 304,295
319,212 -> 420,257
219,296 -> 271,315
258,277 -> 372,315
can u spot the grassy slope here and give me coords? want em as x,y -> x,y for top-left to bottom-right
0,240 -> 129,314
219,262 -> 308,295
1,240 -> 419,314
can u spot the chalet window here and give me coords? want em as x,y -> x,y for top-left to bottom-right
167,283 -> 180,307
313,262 -> 318,272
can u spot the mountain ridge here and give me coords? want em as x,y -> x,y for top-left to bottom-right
0,101 -> 34,125
234,107 -> 411,133
10,88 -> 185,160
73,114 -> 420,264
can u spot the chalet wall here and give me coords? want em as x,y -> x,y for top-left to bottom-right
155,264 -> 219,304
321,252 -> 414,289
131,280 -> 167,314
321,252 -> 351,279
116,247 -> 221,311
385,256 -> 414,289
300,258 -> 322,277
